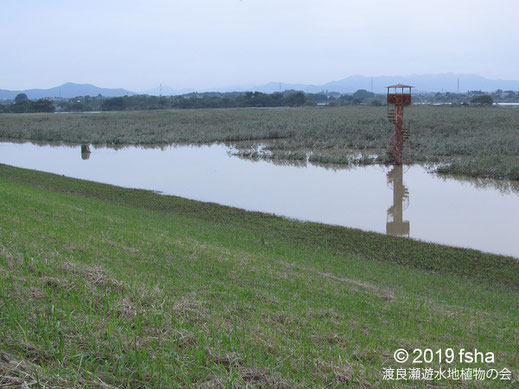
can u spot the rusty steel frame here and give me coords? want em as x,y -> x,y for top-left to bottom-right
393,105 -> 404,164
386,85 -> 412,165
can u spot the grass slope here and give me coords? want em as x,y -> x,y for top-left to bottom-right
0,164 -> 518,387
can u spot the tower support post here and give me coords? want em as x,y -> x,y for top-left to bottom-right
394,105 -> 404,165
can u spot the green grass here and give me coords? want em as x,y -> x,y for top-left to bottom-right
0,164 -> 518,387
1,105 -> 518,180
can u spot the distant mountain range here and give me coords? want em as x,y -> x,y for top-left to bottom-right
143,85 -> 193,96
229,74 -> 519,94
2,74 -> 519,100
0,82 -> 134,100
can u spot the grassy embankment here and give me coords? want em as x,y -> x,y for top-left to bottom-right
1,164 -> 518,387
0,105 -> 518,180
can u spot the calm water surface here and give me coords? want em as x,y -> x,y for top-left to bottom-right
1,141 -> 518,258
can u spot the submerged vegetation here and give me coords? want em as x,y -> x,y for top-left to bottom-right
0,105 -> 518,179
0,164 -> 518,387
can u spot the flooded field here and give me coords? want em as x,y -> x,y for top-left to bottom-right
1,141 -> 518,258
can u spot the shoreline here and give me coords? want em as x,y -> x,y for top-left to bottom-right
0,163 -> 518,387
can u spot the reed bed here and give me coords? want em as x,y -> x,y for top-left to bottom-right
0,105 -> 518,179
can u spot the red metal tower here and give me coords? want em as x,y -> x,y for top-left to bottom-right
386,84 -> 413,165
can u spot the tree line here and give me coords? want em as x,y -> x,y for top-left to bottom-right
98,91 -> 315,111
0,93 -> 55,113
0,88 -> 514,113
0,90 -> 385,113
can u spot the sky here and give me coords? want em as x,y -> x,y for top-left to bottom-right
1,0 -> 518,91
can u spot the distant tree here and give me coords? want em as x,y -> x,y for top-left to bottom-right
9,98 -> 54,113
284,92 -> 306,107
70,102 -> 84,112
306,93 -> 330,103
339,94 -> 354,103
30,99 -> 55,112
352,89 -> 375,101
270,92 -> 284,105
15,93 -> 28,103
10,101 -> 30,113
470,95 -> 494,106
158,96 -> 168,108
101,97 -> 125,111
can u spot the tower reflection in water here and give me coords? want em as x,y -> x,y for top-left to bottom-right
386,165 -> 410,237
81,144 -> 91,160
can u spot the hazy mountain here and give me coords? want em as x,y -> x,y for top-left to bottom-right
142,85 -> 195,96
2,74 -> 518,101
216,82 -> 323,94
0,82 -> 134,100
162,74 -> 519,94
239,74 -> 519,94
321,74 -> 519,94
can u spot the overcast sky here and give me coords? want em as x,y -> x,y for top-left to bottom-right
1,0 -> 518,91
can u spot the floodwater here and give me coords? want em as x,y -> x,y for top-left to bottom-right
1,141 -> 518,258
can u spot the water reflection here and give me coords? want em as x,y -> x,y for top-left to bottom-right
435,171 -> 519,195
1,141 -> 518,258
81,144 -> 91,160
386,165 -> 410,237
